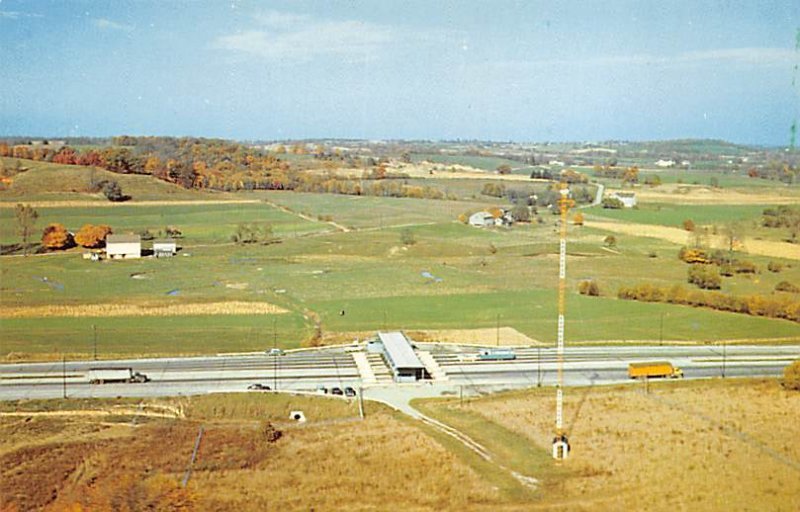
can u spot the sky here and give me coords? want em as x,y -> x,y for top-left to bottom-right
1,0 -> 798,145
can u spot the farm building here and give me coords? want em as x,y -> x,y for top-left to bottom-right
610,191 -> 637,208
377,332 -> 429,382
153,239 -> 177,258
469,211 -> 495,227
106,234 -> 141,259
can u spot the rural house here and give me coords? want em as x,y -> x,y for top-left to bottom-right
610,191 -> 637,208
153,239 -> 177,258
469,211 -> 495,227
106,234 -> 141,259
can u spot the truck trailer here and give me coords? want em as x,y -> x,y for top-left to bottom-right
87,367 -> 150,384
628,361 -> 683,379
478,348 -> 517,361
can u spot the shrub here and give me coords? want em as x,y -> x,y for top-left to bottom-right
688,265 -> 721,290
682,219 -> 695,232
775,281 -> 800,293
578,280 -> 600,296
603,235 -> 617,248
678,246 -> 710,264
602,197 -> 623,209
783,360 -> 800,391
767,261 -> 783,273
734,260 -> 757,274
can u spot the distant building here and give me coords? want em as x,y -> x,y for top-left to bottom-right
655,159 -> 676,168
610,191 -> 637,208
153,239 -> 177,258
469,211 -> 495,227
378,332 -> 429,382
106,234 -> 141,259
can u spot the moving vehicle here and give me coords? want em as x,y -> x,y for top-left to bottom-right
478,348 -> 516,361
87,368 -> 150,385
628,361 -> 683,379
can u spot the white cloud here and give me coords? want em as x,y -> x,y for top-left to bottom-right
93,18 -> 134,32
211,10 -> 458,62
0,10 -> 42,20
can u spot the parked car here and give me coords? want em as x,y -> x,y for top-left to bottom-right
316,385 -> 328,394
247,383 -> 271,391
344,386 -> 357,397
266,348 -> 284,356
330,387 -> 343,395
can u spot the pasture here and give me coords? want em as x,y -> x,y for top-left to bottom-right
1,162 -> 798,360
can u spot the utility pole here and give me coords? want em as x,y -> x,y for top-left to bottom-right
537,346 -> 542,387
496,313 -> 500,346
273,318 -> 278,391
722,339 -> 726,379
92,324 -> 97,360
62,356 -> 67,399
553,182 -> 573,460
659,313 -> 664,347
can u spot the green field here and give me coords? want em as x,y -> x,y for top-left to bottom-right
1,160 -> 798,360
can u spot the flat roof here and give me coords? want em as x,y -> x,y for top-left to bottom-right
378,332 -> 425,370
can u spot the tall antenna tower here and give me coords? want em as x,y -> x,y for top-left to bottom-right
553,182 -> 573,460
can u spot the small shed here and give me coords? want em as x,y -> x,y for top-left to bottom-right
153,239 -> 177,258
106,234 -> 141,259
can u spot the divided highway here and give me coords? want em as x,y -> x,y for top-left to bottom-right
0,344 -> 797,401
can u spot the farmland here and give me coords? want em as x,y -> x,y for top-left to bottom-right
1,152 -> 799,360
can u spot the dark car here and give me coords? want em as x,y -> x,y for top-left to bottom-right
247,383 -> 271,391
330,387 -> 343,395
344,386 -> 357,397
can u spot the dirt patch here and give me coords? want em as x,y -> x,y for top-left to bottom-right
411,327 -> 545,346
588,219 -> 800,260
0,301 -> 288,319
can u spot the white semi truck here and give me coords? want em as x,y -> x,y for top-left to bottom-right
87,367 -> 150,384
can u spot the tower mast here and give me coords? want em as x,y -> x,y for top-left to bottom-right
553,182 -> 572,460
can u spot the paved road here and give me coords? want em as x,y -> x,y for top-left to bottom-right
0,344 -> 796,401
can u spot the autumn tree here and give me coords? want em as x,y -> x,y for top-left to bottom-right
75,224 -> 112,248
496,164 -> 512,175
41,223 -> 74,250
14,203 -> 38,256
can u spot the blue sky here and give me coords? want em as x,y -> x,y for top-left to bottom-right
1,0 -> 798,144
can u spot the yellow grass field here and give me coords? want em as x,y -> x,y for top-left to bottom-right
588,219 -> 800,260
456,379 -> 800,511
0,301 -> 288,319
631,185 -> 800,205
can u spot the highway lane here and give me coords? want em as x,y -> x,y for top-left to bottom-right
1,344 -> 796,401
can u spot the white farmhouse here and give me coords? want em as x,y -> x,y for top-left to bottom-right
469,211 -> 495,227
106,234 -> 141,259
610,191 -> 637,208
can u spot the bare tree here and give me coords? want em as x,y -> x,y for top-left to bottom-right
14,203 -> 39,256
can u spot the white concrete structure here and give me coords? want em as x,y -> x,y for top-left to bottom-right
655,159 -> 676,168
106,234 -> 141,259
